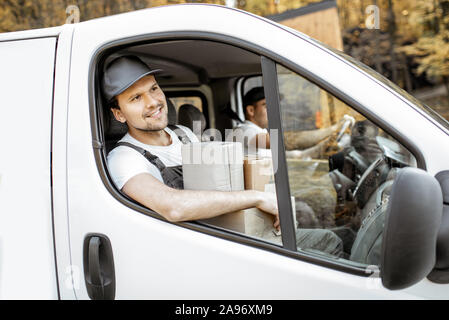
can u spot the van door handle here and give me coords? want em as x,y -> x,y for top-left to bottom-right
83,234 -> 115,300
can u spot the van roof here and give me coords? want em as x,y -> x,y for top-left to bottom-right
0,25 -> 64,42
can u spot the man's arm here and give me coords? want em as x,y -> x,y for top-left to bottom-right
248,120 -> 344,151
122,172 -> 279,226
286,135 -> 332,159
284,121 -> 342,150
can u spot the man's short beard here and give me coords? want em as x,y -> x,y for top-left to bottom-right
137,104 -> 168,132
135,117 -> 168,132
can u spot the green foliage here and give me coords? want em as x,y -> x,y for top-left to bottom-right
402,32 -> 449,78
399,0 -> 449,82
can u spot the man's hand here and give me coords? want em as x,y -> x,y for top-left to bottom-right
255,192 -> 280,230
273,215 -> 280,231
333,115 -> 356,141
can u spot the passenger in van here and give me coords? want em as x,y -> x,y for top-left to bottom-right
103,56 -> 343,256
232,86 -> 344,159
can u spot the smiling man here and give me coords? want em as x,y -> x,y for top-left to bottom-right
104,56 -> 279,225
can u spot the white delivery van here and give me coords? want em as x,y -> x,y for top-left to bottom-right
1,4 -> 449,300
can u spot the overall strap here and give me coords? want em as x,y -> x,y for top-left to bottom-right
167,124 -> 191,144
116,141 -> 184,189
114,126 -> 190,189
115,125 -> 189,169
115,141 -> 167,172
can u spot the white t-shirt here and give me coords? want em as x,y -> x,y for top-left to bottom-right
107,125 -> 199,190
232,120 -> 271,158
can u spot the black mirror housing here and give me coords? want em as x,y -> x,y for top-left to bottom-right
427,171 -> 449,283
381,167 -> 443,290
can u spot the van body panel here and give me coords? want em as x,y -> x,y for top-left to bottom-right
0,26 -> 62,42
51,24 -> 77,300
0,37 -> 58,299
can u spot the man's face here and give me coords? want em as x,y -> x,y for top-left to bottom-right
248,98 -> 268,129
112,75 -> 168,132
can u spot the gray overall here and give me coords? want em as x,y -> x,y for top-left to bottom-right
115,125 -> 191,189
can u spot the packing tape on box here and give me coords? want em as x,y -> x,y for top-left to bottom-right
182,142 -> 244,191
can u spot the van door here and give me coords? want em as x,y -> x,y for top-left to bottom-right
0,37 -> 58,299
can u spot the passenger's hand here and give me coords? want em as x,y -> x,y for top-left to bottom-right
256,192 -> 280,231
334,115 -> 356,138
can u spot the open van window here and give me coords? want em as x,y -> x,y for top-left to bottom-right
98,40 -> 288,247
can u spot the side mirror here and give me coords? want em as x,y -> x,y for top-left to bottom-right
381,167 -> 443,290
427,171 -> 449,283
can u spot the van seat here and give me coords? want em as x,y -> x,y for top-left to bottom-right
178,103 -> 206,140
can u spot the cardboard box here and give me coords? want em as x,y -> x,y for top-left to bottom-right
243,157 -> 297,226
199,207 -> 281,243
183,145 -> 295,243
182,142 -> 244,191
243,156 -> 274,191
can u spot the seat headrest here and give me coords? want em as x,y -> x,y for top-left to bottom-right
220,104 -> 243,123
167,98 -> 177,125
104,106 -> 128,142
178,104 -> 206,135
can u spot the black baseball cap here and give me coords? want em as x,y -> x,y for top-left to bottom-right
102,55 -> 162,102
243,86 -> 265,107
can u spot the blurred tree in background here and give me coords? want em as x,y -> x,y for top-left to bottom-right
0,0 -> 326,32
399,0 -> 449,95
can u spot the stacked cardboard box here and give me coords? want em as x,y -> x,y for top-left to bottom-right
243,156 -> 274,191
181,143 -> 281,241
182,142 -> 244,191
